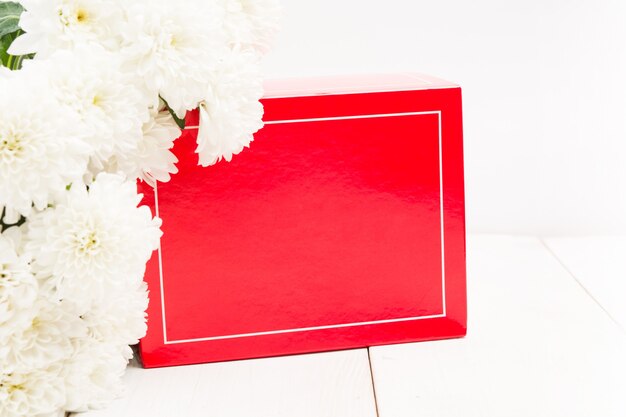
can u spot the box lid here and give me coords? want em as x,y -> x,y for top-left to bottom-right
263,73 -> 459,98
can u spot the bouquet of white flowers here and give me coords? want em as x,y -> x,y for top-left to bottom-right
0,0 -> 279,415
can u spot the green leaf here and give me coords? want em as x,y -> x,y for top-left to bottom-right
168,107 -> 186,130
0,31 -> 14,67
160,96 -> 186,129
0,2 -> 24,38
0,2 -> 26,69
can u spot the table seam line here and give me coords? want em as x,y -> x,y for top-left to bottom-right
367,348 -> 381,417
539,238 -> 626,335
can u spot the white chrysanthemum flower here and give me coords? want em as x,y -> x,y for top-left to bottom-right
8,0 -> 125,58
0,364 -> 66,417
63,340 -> 128,412
22,50 -> 151,166
104,111 -> 180,185
220,0 -> 282,53
26,173 -> 162,310
0,75 -> 89,217
67,280 -> 149,347
1,298 -> 85,374
196,49 -> 264,166
120,0 -> 227,117
0,230 -> 38,343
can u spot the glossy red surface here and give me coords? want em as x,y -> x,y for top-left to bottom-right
138,77 -> 466,368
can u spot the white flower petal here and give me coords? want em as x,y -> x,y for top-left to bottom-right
102,110 -> 180,185
196,49 -> 264,166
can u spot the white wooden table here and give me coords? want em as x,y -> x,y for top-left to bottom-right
76,235 -> 626,417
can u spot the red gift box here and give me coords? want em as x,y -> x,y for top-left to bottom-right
138,74 -> 466,368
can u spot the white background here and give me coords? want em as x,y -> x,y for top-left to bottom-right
262,0 -> 626,236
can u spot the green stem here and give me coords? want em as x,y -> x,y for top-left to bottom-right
13,54 -> 23,69
6,53 -> 14,69
160,95 -> 186,129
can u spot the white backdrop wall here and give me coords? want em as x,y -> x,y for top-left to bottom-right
262,0 -> 626,236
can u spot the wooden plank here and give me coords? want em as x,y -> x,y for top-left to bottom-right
544,236 -> 626,332
369,235 -> 626,417
72,348 -> 377,417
